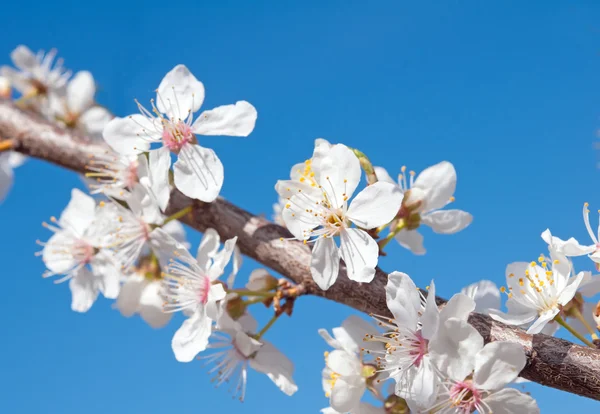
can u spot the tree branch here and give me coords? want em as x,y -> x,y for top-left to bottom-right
2,100 -> 600,401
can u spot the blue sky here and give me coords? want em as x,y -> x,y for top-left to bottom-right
1,1 -> 599,412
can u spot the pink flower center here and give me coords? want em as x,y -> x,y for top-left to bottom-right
449,380 -> 482,413
72,239 -> 94,264
198,275 -> 211,305
125,161 -> 138,189
162,121 -> 195,153
410,331 -> 428,366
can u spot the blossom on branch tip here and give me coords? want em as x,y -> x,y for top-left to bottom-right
375,162 -> 472,255
281,143 -> 402,289
102,64 -> 257,204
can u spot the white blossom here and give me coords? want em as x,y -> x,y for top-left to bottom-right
0,152 -> 25,203
375,162 -> 472,255
281,144 -> 402,289
102,64 -> 257,204
461,280 -> 501,315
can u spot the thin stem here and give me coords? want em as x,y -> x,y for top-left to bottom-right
555,314 -> 595,347
350,148 -> 378,185
162,205 -> 192,226
571,307 -> 599,340
0,139 -> 14,153
256,313 -> 281,339
227,289 -> 276,298
378,219 -> 406,250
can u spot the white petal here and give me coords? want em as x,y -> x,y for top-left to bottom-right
11,45 -> 37,71
79,106 -> 112,137
314,144 -> 361,208
527,309 -> 559,334
474,342 -> 526,390
192,101 -> 257,137
421,280 -> 440,340
311,237 -> 340,290
557,271 -> 585,306
173,144 -> 223,202
0,154 -> 14,203
171,309 -> 212,362
115,274 -> 145,317
8,152 -> 26,169
329,316 -> 381,354
250,341 -> 298,396
483,388 -> 540,414
139,281 -> 172,328
327,349 -> 362,377
156,64 -> 205,120
397,360 -> 439,409
488,307 -> 538,327
281,194 -> 321,239
413,161 -> 456,212
373,166 -> 396,184
246,268 -> 278,291
59,188 -> 96,234
67,71 -> 95,114
395,230 -> 425,255
439,293 -> 476,322
340,228 -> 378,283
461,280 -> 501,314
103,115 -> 158,156
143,146 -> 171,210
429,317 -> 483,381
385,271 -> 420,328
92,252 -> 121,299
208,236 -> 237,281
42,231 -> 77,274
196,228 -> 220,270
330,377 -> 365,413
149,227 -> 194,269
577,272 -> 600,297
161,219 -> 189,248
69,268 -> 99,313
421,209 -> 472,234
346,182 -> 402,229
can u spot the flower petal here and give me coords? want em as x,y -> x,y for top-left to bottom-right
330,376 -> 365,413
0,155 -> 14,203
42,230 -> 78,274
557,271 -> 585,306
208,236 -> 237,281
140,146 -> 171,210
385,271 -> 420,328
69,267 -> 99,313
196,228 -> 220,270
115,274 -> 145,317
412,161 -> 456,212
103,115 -> 158,156
79,106 -> 112,137
327,349 -> 362,377
346,182 -> 403,229
395,230 -> 426,255
421,280 -> 439,340
421,209 -> 472,234
311,236 -> 340,290
314,144 -> 361,208
172,308 -> 212,362
67,71 -> 95,115
461,280 -> 501,315
483,388 -> 540,414
488,307 -> 538,327
527,309 -> 559,334
250,340 -> 298,396
192,101 -> 257,137
92,251 -> 121,299
578,272 -> 600,297
11,45 -> 37,71
156,64 -> 205,120
139,280 -> 172,328
439,293 -> 476,322
339,228 -> 378,283
474,342 -> 526,390
59,188 -> 96,234
173,144 -> 224,202
373,166 -> 396,184
333,315 -> 381,354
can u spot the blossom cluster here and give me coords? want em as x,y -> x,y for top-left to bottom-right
3,45 -> 600,412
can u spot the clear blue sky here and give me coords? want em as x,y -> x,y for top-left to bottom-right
1,1 -> 599,412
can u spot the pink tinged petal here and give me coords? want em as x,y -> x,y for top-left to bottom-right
144,146 -> 171,210
208,236 -> 238,281
192,101 -> 257,136
250,341 -> 298,396
421,280 -> 440,340
171,308 -> 212,362
138,281 -> 172,328
196,228 -> 221,270
527,309 -> 559,334
115,274 -> 145,317
173,144 -> 224,202
395,230 -> 425,255
461,280 -> 501,314
346,182 -> 403,229
557,271 -> 585,306
340,228 -> 378,283
474,342 -> 526,390
385,271 -> 420,328
42,231 -> 78,273
331,376 -> 366,413
314,144 -> 361,208
60,188 -> 96,233
373,166 -> 396,184
311,236 -> 340,290
156,64 -> 205,120
67,71 -> 95,114
421,209 -> 472,234
102,115 -> 158,156
483,388 -> 540,414
412,161 -> 457,212
69,267 -> 99,313
11,45 -> 37,71
429,317 -> 483,381
79,106 -> 112,137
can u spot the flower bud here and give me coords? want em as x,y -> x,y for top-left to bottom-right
226,296 -> 247,320
246,268 -> 279,291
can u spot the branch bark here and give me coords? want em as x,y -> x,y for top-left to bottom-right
2,100 -> 600,401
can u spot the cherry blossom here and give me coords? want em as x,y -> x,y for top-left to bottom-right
281,144 -> 402,289
461,280 -> 501,315
375,162 -> 472,255
103,64 -> 257,204
0,151 -> 25,203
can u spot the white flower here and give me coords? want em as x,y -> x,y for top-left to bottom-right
1,45 -> 71,114
488,250 -> 585,334
542,211 -> 600,268
429,341 -> 539,414
281,144 -> 403,289
49,71 -> 112,137
0,152 -> 25,203
116,272 -> 172,329
375,162 -> 472,255
369,272 -> 481,409
102,64 -> 257,204
39,189 -> 121,312
461,280 -> 501,315
200,309 -> 297,400
158,228 -> 238,362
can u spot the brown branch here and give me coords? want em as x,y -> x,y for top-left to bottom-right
1,99 -> 600,401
